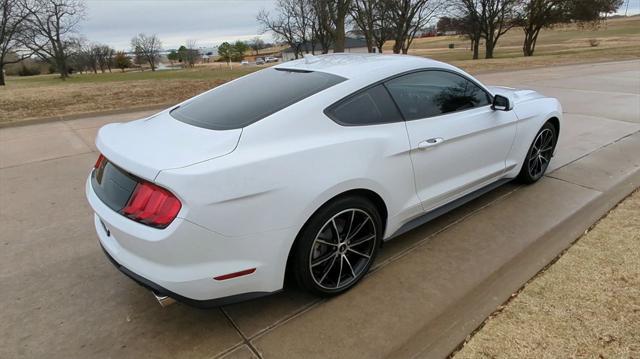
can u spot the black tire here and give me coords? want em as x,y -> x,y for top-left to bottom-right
292,196 -> 382,297
518,121 -> 557,184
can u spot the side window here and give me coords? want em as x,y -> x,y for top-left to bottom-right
326,84 -> 403,125
385,70 -> 491,120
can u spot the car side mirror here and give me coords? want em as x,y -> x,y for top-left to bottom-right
492,95 -> 511,111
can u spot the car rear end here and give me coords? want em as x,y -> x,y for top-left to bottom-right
86,66 -> 350,307
85,111 -> 274,307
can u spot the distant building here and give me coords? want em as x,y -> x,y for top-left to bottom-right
281,38 -> 369,62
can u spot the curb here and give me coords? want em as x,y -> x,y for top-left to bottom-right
400,136 -> 640,359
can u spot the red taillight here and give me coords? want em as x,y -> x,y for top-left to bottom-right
94,154 -> 106,169
122,182 -> 182,228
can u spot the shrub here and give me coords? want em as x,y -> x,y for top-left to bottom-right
18,64 -> 41,76
588,39 -> 600,47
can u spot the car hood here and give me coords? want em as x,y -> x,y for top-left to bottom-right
96,111 -> 241,181
488,86 -> 545,105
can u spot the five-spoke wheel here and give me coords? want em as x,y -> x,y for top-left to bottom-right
292,196 -> 381,296
518,122 -> 557,183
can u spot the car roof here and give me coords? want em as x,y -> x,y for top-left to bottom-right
273,53 -> 456,81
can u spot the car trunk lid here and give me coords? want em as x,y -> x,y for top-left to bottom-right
96,111 -> 242,181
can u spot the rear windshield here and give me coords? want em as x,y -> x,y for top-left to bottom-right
170,68 -> 346,130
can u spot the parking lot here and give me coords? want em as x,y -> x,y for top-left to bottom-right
1,60 -> 639,358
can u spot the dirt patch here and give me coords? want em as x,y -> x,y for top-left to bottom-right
453,190 -> 640,358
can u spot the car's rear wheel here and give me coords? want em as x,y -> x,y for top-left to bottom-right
518,122 -> 557,184
292,196 -> 381,296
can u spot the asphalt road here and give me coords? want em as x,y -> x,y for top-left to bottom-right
1,60 -> 639,359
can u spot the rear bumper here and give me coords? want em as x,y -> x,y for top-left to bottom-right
99,244 -> 272,308
86,175 -> 295,305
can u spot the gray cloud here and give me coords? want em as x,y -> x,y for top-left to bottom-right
79,0 -> 277,50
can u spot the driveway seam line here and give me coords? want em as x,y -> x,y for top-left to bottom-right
545,175 -> 604,193
0,150 -> 96,170
220,307 -> 264,359
549,129 -> 640,174
61,119 -> 97,151
370,185 -> 521,273
248,298 -> 326,344
246,298 -> 325,341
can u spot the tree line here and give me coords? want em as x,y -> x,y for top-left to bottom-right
1,0 -> 179,85
258,0 -> 624,60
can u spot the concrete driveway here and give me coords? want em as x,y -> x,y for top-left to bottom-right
1,61 -> 638,359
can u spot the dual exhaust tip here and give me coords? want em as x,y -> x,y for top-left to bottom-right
153,292 -> 176,307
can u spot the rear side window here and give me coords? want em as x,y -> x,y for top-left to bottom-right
171,68 -> 345,130
325,84 -> 403,126
385,70 -> 491,120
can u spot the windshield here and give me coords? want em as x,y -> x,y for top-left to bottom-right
170,68 -> 346,130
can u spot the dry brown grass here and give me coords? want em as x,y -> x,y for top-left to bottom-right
454,190 -> 640,359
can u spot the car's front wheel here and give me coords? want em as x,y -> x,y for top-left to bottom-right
518,122 -> 557,184
292,196 -> 382,297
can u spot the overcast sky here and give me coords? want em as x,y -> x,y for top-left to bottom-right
79,0 -> 277,50
79,0 -> 639,51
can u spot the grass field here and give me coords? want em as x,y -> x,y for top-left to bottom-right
453,190 -> 640,358
1,16 -> 638,124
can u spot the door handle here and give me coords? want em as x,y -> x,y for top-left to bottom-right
417,137 -> 444,150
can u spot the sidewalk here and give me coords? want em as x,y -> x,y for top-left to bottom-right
454,190 -> 639,359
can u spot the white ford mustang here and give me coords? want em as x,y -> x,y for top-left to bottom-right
86,54 -> 562,307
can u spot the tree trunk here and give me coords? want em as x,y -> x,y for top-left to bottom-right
523,27 -> 541,57
58,60 -> 69,79
392,39 -> 402,54
377,45 -> 384,54
472,37 -> 479,60
365,35 -> 374,53
334,16 -> 346,52
0,65 -> 5,86
523,35 -> 534,56
485,37 -> 495,59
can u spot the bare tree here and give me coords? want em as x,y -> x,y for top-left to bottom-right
131,33 -> 161,71
457,0 -> 518,59
481,0 -> 518,58
452,5 -> 483,59
350,0 -> 398,54
309,0 -> 333,53
96,44 -> 113,72
22,0 -> 85,79
516,0 -> 567,56
257,0 -> 310,59
1,0 -> 32,85
248,36 -> 265,55
350,0 -> 377,52
388,0 -> 445,54
183,39 -> 200,67
314,0 -> 352,52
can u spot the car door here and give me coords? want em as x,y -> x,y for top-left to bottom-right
385,70 -> 518,212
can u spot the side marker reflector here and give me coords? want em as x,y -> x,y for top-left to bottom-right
214,268 -> 256,281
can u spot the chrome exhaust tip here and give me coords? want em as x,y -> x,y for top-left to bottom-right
153,292 -> 176,307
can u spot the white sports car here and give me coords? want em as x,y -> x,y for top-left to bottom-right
86,54 -> 562,307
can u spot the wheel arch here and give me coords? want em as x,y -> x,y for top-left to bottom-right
283,187 -> 388,283
547,116 -> 560,137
